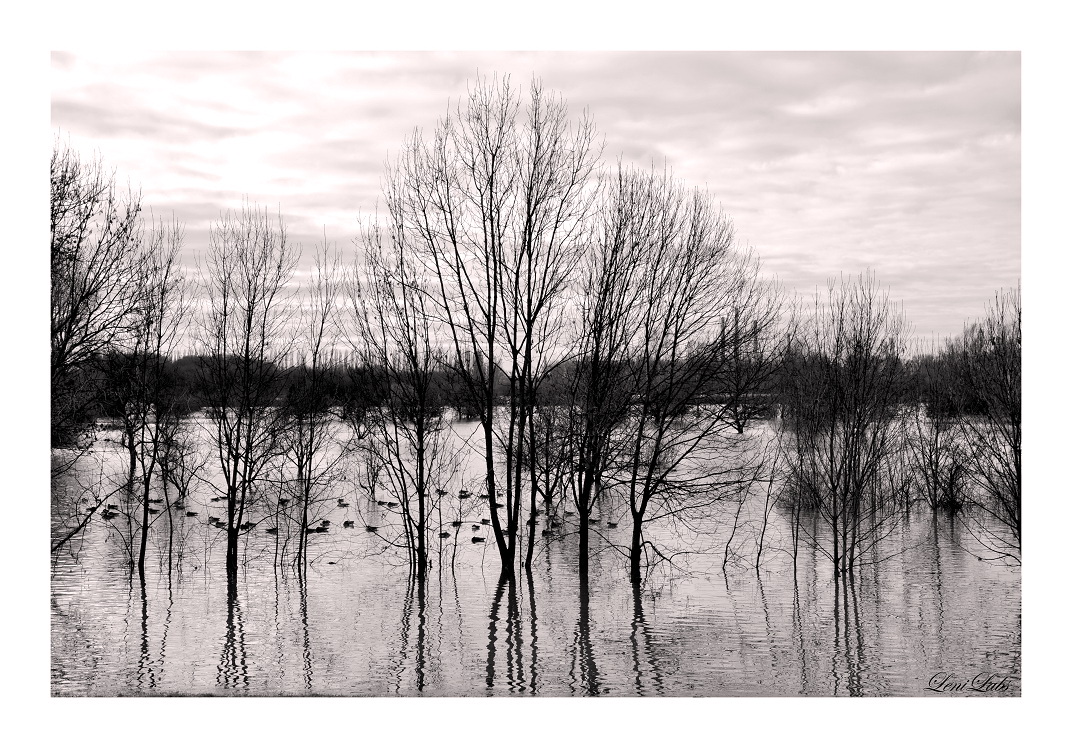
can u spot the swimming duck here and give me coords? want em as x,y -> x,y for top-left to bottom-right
439,531 -> 451,538
265,527 -> 278,534
185,511 -> 198,517
343,520 -> 355,528
471,536 -> 485,543
365,525 -> 378,532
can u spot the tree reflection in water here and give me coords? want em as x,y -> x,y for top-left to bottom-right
629,584 -> 664,696
217,575 -> 248,690
50,488 -> 1020,696
570,578 -> 601,695
485,575 -> 527,693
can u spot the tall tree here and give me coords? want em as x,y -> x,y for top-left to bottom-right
51,139 -> 143,452
578,165 -> 779,585
381,75 -> 600,579
281,243 -> 348,570
345,215 -> 455,575
197,203 -> 299,581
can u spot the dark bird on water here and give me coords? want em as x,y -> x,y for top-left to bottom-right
471,536 -> 485,543
366,525 -> 379,532
265,527 -> 278,534
439,531 -> 451,538
186,511 -> 198,517
481,518 -> 490,525
607,522 -> 618,528
343,520 -> 355,528
472,524 -> 481,531
451,520 -> 463,527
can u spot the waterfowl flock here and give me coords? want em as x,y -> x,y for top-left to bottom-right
85,482 -> 627,559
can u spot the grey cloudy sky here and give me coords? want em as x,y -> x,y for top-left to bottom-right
51,51 -> 1020,339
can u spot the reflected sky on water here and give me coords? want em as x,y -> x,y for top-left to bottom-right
51,422 -> 1020,696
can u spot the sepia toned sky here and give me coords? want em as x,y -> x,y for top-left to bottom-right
50,51 -> 1020,339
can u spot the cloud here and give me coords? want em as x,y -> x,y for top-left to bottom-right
51,51 -> 1020,339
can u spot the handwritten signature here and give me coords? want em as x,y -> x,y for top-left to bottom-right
925,672 -> 1018,694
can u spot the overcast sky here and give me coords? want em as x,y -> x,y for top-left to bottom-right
50,51 -> 1020,339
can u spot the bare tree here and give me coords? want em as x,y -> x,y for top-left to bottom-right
344,216 -> 456,575
779,272 -> 910,578
954,286 -> 1021,563
569,164 -> 781,585
380,75 -> 600,580
280,242 -> 350,570
197,203 -> 299,581
125,219 -> 189,577
51,139 -> 143,453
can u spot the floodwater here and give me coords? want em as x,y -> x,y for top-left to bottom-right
50,418 -> 1021,696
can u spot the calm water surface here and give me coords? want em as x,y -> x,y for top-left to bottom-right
50,421 -> 1020,696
